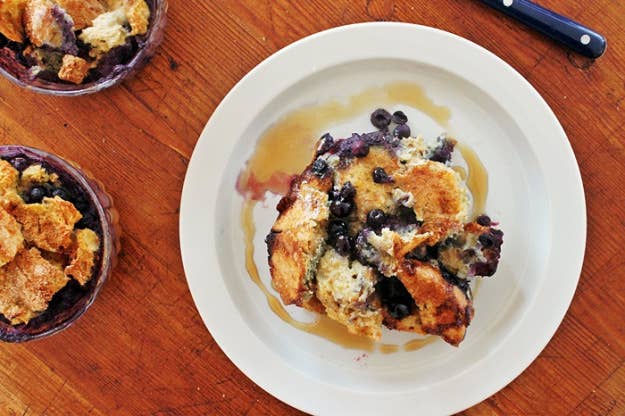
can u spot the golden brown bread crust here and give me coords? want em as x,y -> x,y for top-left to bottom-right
0,207 -> 23,267
335,147 -> 397,224
55,0 -> 105,29
315,249 -> 383,339
58,54 -> 90,84
0,247 -> 69,325
267,169 -> 332,310
23,0 -> 66,49
393,161 -> 468,243
0,0 -> 26,42
397,260 -> 472,346
266,130 -> 500,346
64,228 -> 99,285
13,196 -> 82,253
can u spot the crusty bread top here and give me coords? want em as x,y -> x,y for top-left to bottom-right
0,247 -> 69,325
397,260 -> 472,346
55,0 -> 105,29
268,169 -> 332,309
13,196 -> 82,253
0,0 -> 27,42
266,129 -> 500,346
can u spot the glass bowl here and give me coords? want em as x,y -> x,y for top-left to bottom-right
0,146 -> 121,342
0,0 -> 167,96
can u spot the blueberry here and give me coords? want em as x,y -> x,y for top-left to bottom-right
478,234 -> 495,248
350,138 -> 369,157
372,167 -> 393,184
370,108 -> 392,129
328,220 -> 348,238
316,133 -> 334,156
391,110 -> 408,125
330,200 -> 353,217
28,187 -> 46,203
9,157 -> 29,171
390,303 -> 410,319
334,234 -> 351,256
339,182 -> 355,201
476,215 -> 491,226
393,124 -> 411,138
51,188 -> 69,200
311,158 -> 328,177
367,209 -> 386,229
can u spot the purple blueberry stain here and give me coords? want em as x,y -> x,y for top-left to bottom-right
51,5 -> 78,55
429,136 -> 455,164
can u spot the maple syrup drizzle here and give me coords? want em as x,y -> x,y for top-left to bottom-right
239,82 -> 488,353
238,81 -> 452,195
456,142 -> 488,219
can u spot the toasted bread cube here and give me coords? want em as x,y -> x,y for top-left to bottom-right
58,54 -> 90,84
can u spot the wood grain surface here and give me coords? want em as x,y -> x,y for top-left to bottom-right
1,0 -> 624,414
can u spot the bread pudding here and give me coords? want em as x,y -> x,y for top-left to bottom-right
266,109 -> 503,346
0,0 -> 151,84
0,156 -> 100,326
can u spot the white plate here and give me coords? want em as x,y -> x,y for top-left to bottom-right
180,23 -> 586,415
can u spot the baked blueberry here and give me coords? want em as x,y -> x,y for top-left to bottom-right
476,215 -> 491,226
311,158 -> 329,177
391,110 -> 408,125
316,133 -> 334,156
393,124 -> 411,138
372,167 -> 393,183
330,200 -> 353,217
366,209 -> 386,229
370,109 -> 392,129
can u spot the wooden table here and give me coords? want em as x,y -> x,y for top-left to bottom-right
1,1 -> 623,414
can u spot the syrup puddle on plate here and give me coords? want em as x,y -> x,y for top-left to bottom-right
238,81 -> 488,353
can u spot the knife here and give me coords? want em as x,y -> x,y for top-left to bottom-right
479,0 -> 607,59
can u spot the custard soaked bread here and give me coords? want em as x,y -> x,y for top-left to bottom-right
266,109 -> 503,346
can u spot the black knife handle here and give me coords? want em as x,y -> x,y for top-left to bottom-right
480,0 -> 607,59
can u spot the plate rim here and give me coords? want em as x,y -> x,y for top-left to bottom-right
180,22 -> 586,415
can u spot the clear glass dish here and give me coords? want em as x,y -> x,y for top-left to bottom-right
0,146 -> 121,342
0,0 -> 167,96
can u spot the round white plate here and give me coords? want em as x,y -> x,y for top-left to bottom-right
180,23 -> 586,415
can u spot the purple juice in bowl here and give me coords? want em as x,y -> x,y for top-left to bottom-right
0,0 -> 167,96
0,146 -> 120,342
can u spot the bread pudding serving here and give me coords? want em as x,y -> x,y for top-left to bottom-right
266,109 -> 503,346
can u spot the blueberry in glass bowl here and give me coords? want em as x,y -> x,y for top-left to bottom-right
0,145 -> 120,342
0,0 -> 167,96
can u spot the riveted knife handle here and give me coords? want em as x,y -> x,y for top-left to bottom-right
480,0 -> 607,59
